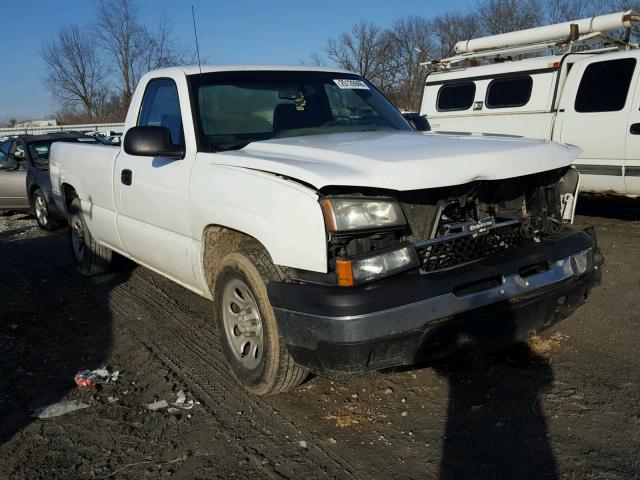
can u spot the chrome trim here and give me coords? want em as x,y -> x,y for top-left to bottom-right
274,254 -> 578,345
414,218 -> 520,248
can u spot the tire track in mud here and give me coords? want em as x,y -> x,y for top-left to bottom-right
6,229 -> 356,478
108,267 -> 359,480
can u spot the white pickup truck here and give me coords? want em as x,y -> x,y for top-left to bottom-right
421,11 -> 640,196
50,65 -> 602,395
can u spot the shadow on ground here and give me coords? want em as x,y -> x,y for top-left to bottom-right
576,194 -> 640,221
0,230 -> 131,445
435,344 -> 556,480
385,302 -> 561,479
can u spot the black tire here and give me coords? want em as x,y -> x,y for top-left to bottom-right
32,188 -> 59,230
214,244 -> 308,395
68,197 -> 112,276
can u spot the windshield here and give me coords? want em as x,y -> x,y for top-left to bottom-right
190,71 -> 411,152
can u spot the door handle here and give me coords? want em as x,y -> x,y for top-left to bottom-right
630,123 -> 640,135
121,169 -> 132,186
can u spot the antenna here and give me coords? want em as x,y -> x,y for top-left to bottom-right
191,5 -> 208,146
191,5 -> 203,75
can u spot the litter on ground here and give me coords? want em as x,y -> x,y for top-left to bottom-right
33,400 -> 90,419
146,400 -> 169,411
145,390 -> 201,412
74,368 -> 120,388
174,390 -> 200,410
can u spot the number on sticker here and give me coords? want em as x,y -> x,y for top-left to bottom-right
333,79 -> 370,90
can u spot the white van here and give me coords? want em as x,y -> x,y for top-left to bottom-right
421,11 -> 640,196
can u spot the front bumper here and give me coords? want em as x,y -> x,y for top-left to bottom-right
268,228 -> 603,375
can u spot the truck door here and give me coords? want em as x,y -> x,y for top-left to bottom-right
0,140 -> 29,210
625,57 -> 640,196
115,77 -> 197,287
557,56 -> 637,195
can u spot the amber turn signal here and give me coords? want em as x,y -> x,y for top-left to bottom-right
335,258 -> 354,287
320,198 -> 337,232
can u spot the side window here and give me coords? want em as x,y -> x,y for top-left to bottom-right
0,141 -> 11,164
486,76 -> 533,109
11,141 -> 26,162
28,142 -> 54,167
138,79 -> 184,145
436,82 -> 476,111
574,58 -> 636,113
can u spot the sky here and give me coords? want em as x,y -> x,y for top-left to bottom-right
0,0 -> 475,120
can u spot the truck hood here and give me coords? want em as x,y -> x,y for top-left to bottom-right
211,131 -> 580,191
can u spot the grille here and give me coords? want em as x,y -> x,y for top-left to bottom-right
417,222 -> 525,272
400,202 -> 440,243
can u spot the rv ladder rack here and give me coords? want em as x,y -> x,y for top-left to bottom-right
423,32 -> 636,71
424,10 -> 640,71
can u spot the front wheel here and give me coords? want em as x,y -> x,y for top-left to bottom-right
32,188 -> 59,230
68,197 -> 112,276
214,246 -> 308,395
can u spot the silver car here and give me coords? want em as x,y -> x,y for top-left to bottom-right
0,138 -> 29,211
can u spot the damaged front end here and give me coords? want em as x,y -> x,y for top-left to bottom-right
269,166 -> 601,375
320,166 -> 583,283
401,166 -> 581,273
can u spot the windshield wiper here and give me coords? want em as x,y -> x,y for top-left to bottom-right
358,127 -> 385,132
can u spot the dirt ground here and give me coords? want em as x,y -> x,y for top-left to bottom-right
1,196 -> 639,480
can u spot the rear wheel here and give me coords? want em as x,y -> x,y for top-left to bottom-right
68,197 -> 112,275
32,188 -> 59,230
214,245 -> 308,395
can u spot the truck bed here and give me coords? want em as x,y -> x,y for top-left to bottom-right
50,142 -> 121,249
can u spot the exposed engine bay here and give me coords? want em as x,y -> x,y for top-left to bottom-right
322,166 -> 580,274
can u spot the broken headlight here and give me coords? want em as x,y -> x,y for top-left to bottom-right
571,248 -> 593,276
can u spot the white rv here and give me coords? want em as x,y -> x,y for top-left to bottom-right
421,11 -> 640,196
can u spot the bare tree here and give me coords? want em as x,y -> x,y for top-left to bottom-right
325,20 -> 399,95
610,0 -> 640,12
545,0 -> 616,23
432,12 -> 483,58
96,0 -> 143,107
478,0 -> 544,35
96,0 -> 184,109
389,16 -> 434,110
140,17 -> 186,73
311,0 -> 640,110
308,52 -> 328,67
41,24 -> 107,118
546,0 -> 594,22
1,118 -> 19,128
55,92 -> 123,125
608,0 -> 640,40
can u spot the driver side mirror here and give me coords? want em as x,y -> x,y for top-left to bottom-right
123,126 -> 185,159
402,113 -> 431,132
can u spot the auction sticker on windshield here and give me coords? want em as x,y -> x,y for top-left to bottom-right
333,79 -> 370,90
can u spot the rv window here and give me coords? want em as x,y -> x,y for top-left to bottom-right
486,76 -> 532,109
575,58 -> 636,113
436,82 -> 476,111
